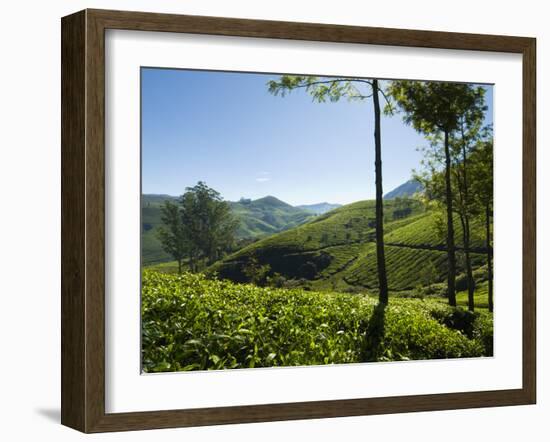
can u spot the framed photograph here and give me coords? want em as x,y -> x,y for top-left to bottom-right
61,9 -> 536,433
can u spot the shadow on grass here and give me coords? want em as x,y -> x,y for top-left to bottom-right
361,302 -> 387,362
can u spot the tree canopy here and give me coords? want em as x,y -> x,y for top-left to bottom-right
157,181 -> 239,272
386,81 -> 487,135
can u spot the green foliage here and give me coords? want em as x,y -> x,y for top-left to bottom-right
428,303 -> 493,355
413,123 -> 492,232
267,76 -> 374,103
156,200 -> 189,273
469,137 -> 494,212
152,182 -> 240,273
456,281 -> 492,310
141,270 -> 491,372
472,310 -> 494,354
386,81 -> 487,134
179,181 -> 239,266
455,272 -> 471,292
362,302 -> 486,361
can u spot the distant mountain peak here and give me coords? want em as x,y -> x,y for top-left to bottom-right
253,195 -> 293,208
384,179 -> 424,199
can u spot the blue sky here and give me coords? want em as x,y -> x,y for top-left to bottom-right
141,68 -> 493,206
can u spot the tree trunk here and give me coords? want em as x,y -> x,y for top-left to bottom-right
486,203 -> 493,313
444,130 -> 457,306
458,196 -> 474,311
461,137 -> 474,311
178,259 -> 182,274
372,79 -> 389,304
464,218 -> 475,311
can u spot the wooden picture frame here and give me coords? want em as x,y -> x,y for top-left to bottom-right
61,8 -> 536,433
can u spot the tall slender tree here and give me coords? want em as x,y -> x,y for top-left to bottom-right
387,81 -> 486,306
451,118 -> 486,310
469,137 -> 494,312
156,200 -> 189,274
267,76 -> 390,303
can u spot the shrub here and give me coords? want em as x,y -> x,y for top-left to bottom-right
429,305 -> 477,337
472,311 -> 494,356
362,301 -> 484,361
428,303 -> 493,355
266,272 -> 287,288
243,256 -> 271,286
455,273 -> 469,292
299,261 -> 317,279
423,282 -> 447,297
473,265 -> 489,284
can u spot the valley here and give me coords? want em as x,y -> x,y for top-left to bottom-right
146,192 -> 491,305
142,194 -> 316,264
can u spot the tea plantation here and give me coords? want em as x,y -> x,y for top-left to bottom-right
142,270 -> 493,372
207,199 -> 489,295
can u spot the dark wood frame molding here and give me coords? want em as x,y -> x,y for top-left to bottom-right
61,8 -> 536,433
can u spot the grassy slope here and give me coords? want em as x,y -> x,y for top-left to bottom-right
210,198 -> 490,294
456,281 -> 492,309
142,270 -> 492,372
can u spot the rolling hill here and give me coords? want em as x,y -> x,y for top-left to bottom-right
142,195 -> 179,264
141,194 -> 315,265
229,196 -> 314,238
210,198 -> 490,294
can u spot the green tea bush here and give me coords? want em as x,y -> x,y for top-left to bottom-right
142,270 -> 491,372
455,273 -> 471,292
473,265 -> 489,284
472,311 -> 494,355
428,303 -> 493,356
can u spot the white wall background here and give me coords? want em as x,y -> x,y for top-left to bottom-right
0,0 -> 546,440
